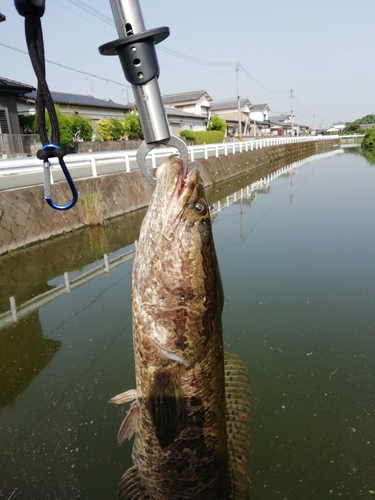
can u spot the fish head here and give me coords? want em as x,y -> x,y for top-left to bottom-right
151,156 -> 210,240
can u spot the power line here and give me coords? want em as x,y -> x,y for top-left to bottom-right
238,64 -> 289,95
293,95 -> 311,113
58,1 -> 290,96
66,0 -> 114,26
54,0 -> 114,34
158,46 -> 234,68
0,43 -> 130,89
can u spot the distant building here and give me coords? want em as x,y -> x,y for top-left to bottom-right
165,106 -> 207,135
162,90 -> 212,118
250,103 -> 270,123
249,103 -> 271,137
210,98 -> 252,137
325,121 -> 347,134
0,77 -> 35,135
269,114 -> 311,136
18,90 -> 133,129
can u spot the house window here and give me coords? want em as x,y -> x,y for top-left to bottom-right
0,107 -> 11,134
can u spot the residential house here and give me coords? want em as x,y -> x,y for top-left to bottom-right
17,89 -> 211,138
250,103 -> 270,122
249,103 -> 271,137
162,90 -> 212,123
0,77 -> 36,157
269,114 -> 310,136
165,107 -> 207,136
18,91 -> 133,130
325,121 -> 347,134
210,98 -> 252,137
1,77 -> 35,135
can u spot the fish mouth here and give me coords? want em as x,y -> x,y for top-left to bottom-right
161,158 -> 199,240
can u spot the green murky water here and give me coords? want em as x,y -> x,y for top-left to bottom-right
1,147 -> 374,499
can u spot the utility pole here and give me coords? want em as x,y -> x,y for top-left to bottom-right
314,112 -> 316,135
290,88 -> 294,136
236,61 -> 242,139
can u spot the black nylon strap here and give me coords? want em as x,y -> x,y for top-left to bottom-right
24,13 -> 63,157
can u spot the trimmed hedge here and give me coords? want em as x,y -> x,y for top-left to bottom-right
180,129 -> 224,145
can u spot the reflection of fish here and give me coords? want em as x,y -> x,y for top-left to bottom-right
111,157 -> 252,499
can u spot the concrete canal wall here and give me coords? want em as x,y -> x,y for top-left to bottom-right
0,139 -> 339,256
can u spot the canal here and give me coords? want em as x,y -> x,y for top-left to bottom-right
0,147 -> 374,499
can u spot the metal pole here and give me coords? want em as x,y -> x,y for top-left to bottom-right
107,0 -> 170,144
236,61 -> 242,139
290,88 -> 294,137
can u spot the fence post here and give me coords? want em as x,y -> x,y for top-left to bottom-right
124,153 -> 130,172
151,150 -> 157,169
64,272 -> 71,292
90,156 -> 98,177
10,296 -> 17,322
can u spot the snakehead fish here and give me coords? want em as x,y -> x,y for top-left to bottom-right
110,156 -> 252,499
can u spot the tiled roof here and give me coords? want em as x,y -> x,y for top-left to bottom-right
164,106 -> 207,120
0,77 -> 35,93
251,103 -> 270,112
24,90 -> 132,110
269,114 -> 290,122
210,98 -> 251,111
163,90 -> 211,104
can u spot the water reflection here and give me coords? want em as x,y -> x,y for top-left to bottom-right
1,147 -> 374,499
0,148 -> 342,328
0,313 -> 61,407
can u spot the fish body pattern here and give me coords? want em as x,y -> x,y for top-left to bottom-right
112,157 -> 251,499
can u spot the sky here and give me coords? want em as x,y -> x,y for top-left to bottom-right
1,0 -> 374,129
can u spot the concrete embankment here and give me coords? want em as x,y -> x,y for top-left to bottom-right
0,139 -> 339,256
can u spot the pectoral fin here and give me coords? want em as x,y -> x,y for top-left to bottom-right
147,366 -> 186,449
117,401 -> 140,446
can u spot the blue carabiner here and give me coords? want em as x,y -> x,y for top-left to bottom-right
42,143 -> 78,211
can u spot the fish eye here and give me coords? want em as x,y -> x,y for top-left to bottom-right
194,200 -> 207,215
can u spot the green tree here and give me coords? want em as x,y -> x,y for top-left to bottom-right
71,115 -> 93,142
110,118 -> 123,141
45,105 -> 74,148
342,122 -> 362,135
96,117 -> 123,141
95,119 -> 112,141
121,112 -> 144,140
355,114 -> 375,125
361,125 -> 375,152
207,114 -> 227,133
18,114 -> 38,134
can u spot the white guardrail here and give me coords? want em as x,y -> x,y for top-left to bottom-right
0,148 -> 344,330
0,135 -> 339,191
